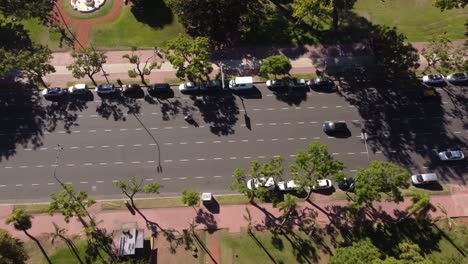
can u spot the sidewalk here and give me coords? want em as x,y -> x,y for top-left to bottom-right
0,185 -> 466,241
44,42 -> 436,87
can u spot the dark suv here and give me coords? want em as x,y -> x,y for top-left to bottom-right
148,83 -> 171,93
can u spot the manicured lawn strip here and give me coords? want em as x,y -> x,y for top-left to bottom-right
220,228 -> 325,264
63,0 -> 115,20
331,185 -> 450,201
14,18 -> 75,52
214,194 -> 250,205
353,0 -> 468,41
66,78 -> 149,87
14,203 -> 50,214
101,197 -> 185,210
89,6 -> 185,49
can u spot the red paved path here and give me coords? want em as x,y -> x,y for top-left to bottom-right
53,0 -> 125,49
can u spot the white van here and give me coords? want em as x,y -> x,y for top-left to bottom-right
229,76 -> 253,90
411,173 -> 438,185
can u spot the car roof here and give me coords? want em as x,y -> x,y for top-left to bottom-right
74,84 -> 87,89
149,83 -> 170,89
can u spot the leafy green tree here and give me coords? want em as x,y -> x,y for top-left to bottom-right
330,238 -> 382,264
67,48 -> 107,87
231,157 -> 285,203
434,0 -> 468,10
181,189 -> 200,211
0,0 -> 56,23
400,192 -> 433,221
115,176 -> 161,222
290,142 -> 346,200
122,47 -> 162,86
165,35 -> 213,82
292,0 -> 331,29
352,161 -> 410,210
369,25 -> 420,78
6,208 -> 51,264
397,242 -> 432,264
276,194 -> 298,230
48,184 -> 116,262
166,0 -> 257,42
0,229 -> 28,264
421,34 -> 453,74
292,0 -> 357,31
48,184 -> 96,227
260,55 -> 292,78
17,44 -> 55,88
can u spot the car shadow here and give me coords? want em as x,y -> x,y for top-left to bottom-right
412,182 -> 443,191
324,130 -> 352,139
191,91 -> 239,136
311,187 -> 335,196
268,86 -> 308,106
148,90 -> 175,100
230,87 -> 263,99
123,88 -> 145,99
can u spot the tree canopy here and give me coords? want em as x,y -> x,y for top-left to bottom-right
122,47 -> 162,86
0,229 -> 28,264
352,161 -> 410,209
260,55 -> 292,78
166,0 -> 257,43
290,142 -> 345,199
434,0 -> 468,10
181,189 -> 200,208
67,48 -> 107,86
165,35 -> 213,82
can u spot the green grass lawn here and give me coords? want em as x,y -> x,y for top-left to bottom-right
221,228 -> 331,264
89,6 -> 185,49
9,18 -> 75,52
353,0 -> 468,41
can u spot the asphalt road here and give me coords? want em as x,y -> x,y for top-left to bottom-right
0,82 -> 466,203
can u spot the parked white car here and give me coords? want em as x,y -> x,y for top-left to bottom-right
68,83 -> 88,94
247,177 -> 276,190
438,150 -> 465,161
287,78 -> 307,88
178,82 -> 199,93
266,79 -> 286,88
312,179 -> 333,190
422,74 -> 445,85
446,72 -> 468,83
42,87 -> 66,98
229,76 -> 253,90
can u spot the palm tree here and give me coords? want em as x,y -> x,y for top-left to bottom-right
276,194 -> 298,231
47,222 -> 84,264
6,208 -> 52,264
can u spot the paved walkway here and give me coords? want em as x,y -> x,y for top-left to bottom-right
0,185 -> 466,241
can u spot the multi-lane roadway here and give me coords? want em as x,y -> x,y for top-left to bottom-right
0,82 -> 466,203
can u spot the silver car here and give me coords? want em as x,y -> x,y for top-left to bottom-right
438,150 -> 465,161
42,87 -> 66,98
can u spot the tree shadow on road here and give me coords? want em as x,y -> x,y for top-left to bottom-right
95,93 -> 141,121
0,83 -> 88,161
319,15 -> 467,184
191,92 -> 239,136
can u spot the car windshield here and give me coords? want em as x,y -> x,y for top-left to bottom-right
430,74 -> 441,80
99,84 -> 113,90
454,73 -> 465,78
416,175 -> 423,183
50,88 -> 60,93
445,152 -> 452,158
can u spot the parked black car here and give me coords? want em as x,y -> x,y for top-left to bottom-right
148,83 -> 171,93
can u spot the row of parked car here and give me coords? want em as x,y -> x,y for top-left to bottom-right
41,83 -> 174,99
422,72 -> 468,85
246,168 -> 454,195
